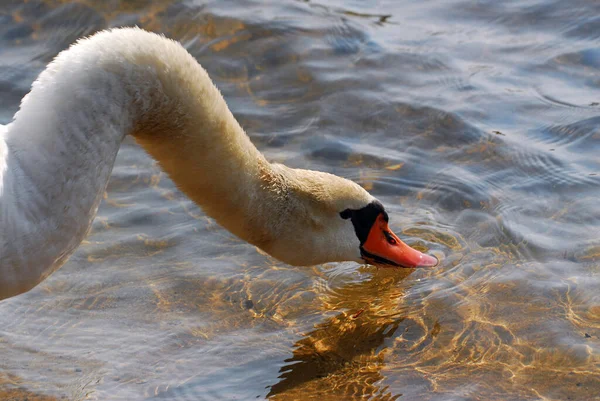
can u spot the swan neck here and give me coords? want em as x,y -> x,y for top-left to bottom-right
0,28 -> 272,298
123,35 -> 271,245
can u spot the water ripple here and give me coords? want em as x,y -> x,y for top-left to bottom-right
0,0 -> 599,400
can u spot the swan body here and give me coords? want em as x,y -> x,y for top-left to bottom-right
0,28 -> 436,300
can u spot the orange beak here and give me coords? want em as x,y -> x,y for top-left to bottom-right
361,214 -> 438,268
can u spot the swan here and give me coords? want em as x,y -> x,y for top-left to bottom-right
0,28 -> 437,301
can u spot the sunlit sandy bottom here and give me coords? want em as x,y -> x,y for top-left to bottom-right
0,390 -> 63,401
0,0 -> 599,400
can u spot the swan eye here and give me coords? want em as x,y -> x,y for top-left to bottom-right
384,231 -> 396,245
339,209 -> 353,220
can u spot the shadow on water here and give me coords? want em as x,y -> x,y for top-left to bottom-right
267,269 -> 414,400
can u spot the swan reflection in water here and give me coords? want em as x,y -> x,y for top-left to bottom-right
267,268 -> 414,400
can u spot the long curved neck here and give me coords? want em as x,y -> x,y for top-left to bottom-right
0,28 -> 273,299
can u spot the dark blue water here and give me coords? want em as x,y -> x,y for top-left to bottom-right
0,1 -> 599,400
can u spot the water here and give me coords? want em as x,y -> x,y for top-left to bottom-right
0,0 -> 599,400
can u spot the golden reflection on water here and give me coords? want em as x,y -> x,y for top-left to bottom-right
1,0 -> 599,400
268,269 -> 412,401
263,241 -> 600,401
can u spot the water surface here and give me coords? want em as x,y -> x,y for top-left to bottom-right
0,0 -> 599,400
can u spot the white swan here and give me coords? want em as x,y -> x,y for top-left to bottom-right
0,28 -> 437,301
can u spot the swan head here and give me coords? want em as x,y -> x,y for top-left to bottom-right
258,164 -> 438,269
